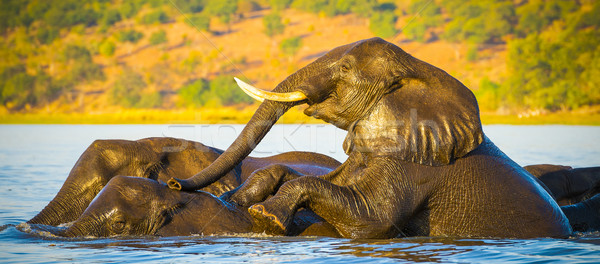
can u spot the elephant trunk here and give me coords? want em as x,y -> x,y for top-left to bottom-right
59,221 -> 91,237
167,75 -> 310,191
28,168 -> 104,226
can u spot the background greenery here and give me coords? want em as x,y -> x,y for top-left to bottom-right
0,0 -> 598,120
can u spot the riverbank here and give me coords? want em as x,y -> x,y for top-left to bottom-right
1,107 -> 599,125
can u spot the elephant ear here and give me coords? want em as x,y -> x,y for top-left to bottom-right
344,77 -> 484,166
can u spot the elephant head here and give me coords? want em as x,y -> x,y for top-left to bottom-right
168,37 -> 483,191
56,176 -> 251,237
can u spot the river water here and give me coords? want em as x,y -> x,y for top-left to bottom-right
1,124 -> 599,263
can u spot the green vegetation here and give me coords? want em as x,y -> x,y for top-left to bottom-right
178,76 -> 253,107
116,29 -> 144,43
0,0 -> 598,123
280,36 -> 302,57
263,12 -> 285,37
141,10 -> 170,25
205,0 -> 237,24
185,14 -> 211,31
369,11 -> 397,38
99,40 -> 116,56
109,68 -> 162,108
149,30 -> 168,46
402,0 -> 442,42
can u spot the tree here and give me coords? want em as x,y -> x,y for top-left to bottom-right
109,68 -> 147,108
100,9 -> 122,28
36,26 -> 59,45
119,1 -> 142,19
61,45 -> 105,84
280,36 -> 302,57
369,11 -> 397,38
149,30 -> 168,46
205,0 -> 237,25
185,14 -> 210,31
178,79 -> 209,106
209,75 -> 254,105
442,0 -> 515,44
99,40 -> 116,56
263,12 -> 285,37
0,64 -> 59,109
116,29 -> 144,43
402,0 -> 443,42
141,10 -> 169,25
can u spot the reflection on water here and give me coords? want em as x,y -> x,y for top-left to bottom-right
1,125 -> 600,263
5,227 -> 600,263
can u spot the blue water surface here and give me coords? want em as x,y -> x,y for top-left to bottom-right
1,124 -> 599,263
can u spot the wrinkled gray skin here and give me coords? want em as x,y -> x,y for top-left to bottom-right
52,175 -> 340,237
524,164 -> 600,206
42,164 -> 597,238
28,137 -> 340,229
524,164 -> 600,232
169,38 -> 573,239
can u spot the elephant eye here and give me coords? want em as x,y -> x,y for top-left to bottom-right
112,220 -> 126,233
340,63 -> 351,72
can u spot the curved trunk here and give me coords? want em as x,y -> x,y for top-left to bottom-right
28,169 -> 104,226
168,74 -> 311,191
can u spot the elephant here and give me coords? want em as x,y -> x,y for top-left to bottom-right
524,164 -> 600,206
45,176 -> 340,237
28,137 -> 340,228
524,164 -> 600,232
167,37 -> 576,239
34,162 -> 598,238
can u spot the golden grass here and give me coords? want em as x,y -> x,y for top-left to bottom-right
1,106 -> 599,125
0,106 -> 324,125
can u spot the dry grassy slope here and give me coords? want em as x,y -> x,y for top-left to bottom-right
60,8 -> 506,113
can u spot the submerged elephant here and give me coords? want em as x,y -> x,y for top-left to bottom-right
48,176 -> 339,237
524,164 -> 600,206
28,137 -> 340,229
524,164 -> 600,232
38,164 -> 598,238
168,38 -> 578,239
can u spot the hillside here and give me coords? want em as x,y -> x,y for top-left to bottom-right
1,0 -> 599,124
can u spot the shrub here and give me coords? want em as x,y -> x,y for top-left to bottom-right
205,0 -> 238,24
149,30 -> 168,46
209,75 -> 254,105
119,1 -> 141,19
100,9 -> 122,28
185,14 -> 210,31
109,68 -> 147,108
279,36 -> 302,57
369,11 -> 397,38
99,41 -> 116,56
263,13 -> 285,37
178,79 -> 209,106
141,10 -> 169,25
116,29 -> 144,43
36,26 -> 59,45
0,65 -> 59,109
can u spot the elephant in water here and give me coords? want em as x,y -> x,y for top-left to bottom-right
524,164 -> 600,232
47,176 -> 339,237
28,137 -> 340,237
168,38 -> 594,239
37,164 -> 598,238
39,165 -> 600,237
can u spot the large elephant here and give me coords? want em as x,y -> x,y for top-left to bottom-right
28,137 -> 340,227
45,176 -> 340,237
168,38 -> 574,239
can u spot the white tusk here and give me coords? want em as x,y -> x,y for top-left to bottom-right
234,77 -> 307,102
